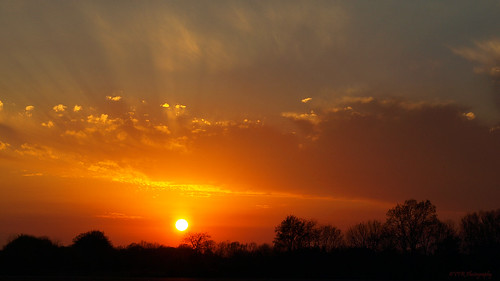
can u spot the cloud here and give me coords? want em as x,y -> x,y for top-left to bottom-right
0,140 -> 10,150
41,121 -> 54,128
154,125 -> 170,134
96,212 -> 143,220
52,104 -> 67,112
22,172 -> 43,177
453,39 -> 500,108
73,105 -> 82,112
301,97 -> 312,103
453,39 -> 500,72
161,103 -> 170,108
2,96 -> 498,213
463,112 -> 476,120
0,100 -> 3,111
281,111 -> 319,124
106,95 -> 122,101
24,105 -> 35,117
15,143 -> 59,160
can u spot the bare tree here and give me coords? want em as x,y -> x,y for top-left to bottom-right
182,232 -> 215,254
385,199 -> 440,254
274,215 -> 342,252
346,220 -> 384,251
314,224 -> 344,252
273,215 -> 316,251
460,209 -> 500,255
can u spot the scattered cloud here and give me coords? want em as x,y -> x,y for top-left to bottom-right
41,121 -> 54,128
161,103 -> 170,108
0,97 -> 498,212
301,97 -> 312,103
0,100 -> 3,111
281,111 -> 319,124
175,104 -> 187,109
73,105 -> 82,112
106,96 -> 122,101
52,104 -> 67,112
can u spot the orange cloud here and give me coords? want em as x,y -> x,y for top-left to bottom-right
0,140 -> 10,150
41,121 -> 54,128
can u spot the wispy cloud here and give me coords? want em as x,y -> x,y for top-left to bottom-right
96,212 -> 143,220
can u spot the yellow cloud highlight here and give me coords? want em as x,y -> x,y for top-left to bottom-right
87,114 -> 109,124
463,112 -> 476,120
106,95 -> 122,101
175,104 -> 187,109
41,121 -> 54,128
53,104 -> 67,112
154,125 -> 171,134
161,103 -> 170,108
73,105 -> 82,112
281,111 -> 319,124
16,143 -> 59,160
0,140 -> 10,151
301,97 -> 312,103
24,105 -> 35,117
0,100 -> 3,111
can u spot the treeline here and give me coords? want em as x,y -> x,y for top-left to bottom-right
0,199 -> 498,279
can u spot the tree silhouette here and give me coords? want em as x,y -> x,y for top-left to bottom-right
72,230 -> 113,251
1,234 -> 58,273
273,215 -> 316,251
460,208 -> 500,255
346,220 -> 385,251
313,224 -> 343,252
182,232 -> 215,254
385,199 -> 441,254
71,230 -> 114,271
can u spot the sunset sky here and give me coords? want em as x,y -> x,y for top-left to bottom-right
1,0 -> 500,247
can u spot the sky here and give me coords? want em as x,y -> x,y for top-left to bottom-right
1,0 -> 500,247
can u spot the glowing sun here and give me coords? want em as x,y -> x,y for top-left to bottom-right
175,219 -> 188,231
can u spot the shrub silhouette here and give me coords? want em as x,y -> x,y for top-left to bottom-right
71,230 -> 114,272
1,234 -> 58,274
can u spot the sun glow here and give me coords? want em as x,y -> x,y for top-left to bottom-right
175,219 -> 188,231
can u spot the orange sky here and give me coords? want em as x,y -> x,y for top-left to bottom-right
1,1 -> 500,247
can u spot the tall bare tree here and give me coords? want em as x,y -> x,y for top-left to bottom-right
385,199 -> 440,254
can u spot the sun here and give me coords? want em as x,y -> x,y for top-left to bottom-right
175,219 -> 188,231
